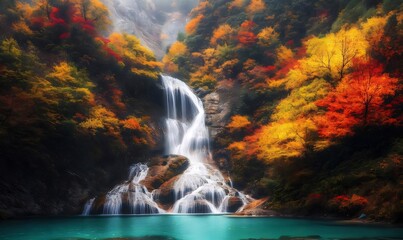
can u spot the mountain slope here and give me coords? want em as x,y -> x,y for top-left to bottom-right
0,0 -> 163,218
162,0 -> 402,222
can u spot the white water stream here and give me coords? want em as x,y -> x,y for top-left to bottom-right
83,75 -> 249,215
162,75 -> 249,213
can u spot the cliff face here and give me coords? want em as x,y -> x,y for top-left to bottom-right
199,85 -> 241,139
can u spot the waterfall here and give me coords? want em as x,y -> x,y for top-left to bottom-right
161,75 -> 249,213
82,163 -> 165,215
82,75 -> 250,215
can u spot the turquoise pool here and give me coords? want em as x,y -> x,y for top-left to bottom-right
0,215 -> 402,240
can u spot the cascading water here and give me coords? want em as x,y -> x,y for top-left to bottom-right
82,163 -> 165,215
83,75 -> 250,215
161,75 -> 250,213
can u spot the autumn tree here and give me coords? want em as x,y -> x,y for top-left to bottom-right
246,0 -> 266,14
257,27 -> 279,47
237,20 -> 257,46
276,45 -> 294,64
108,33 -> 161,80
248,118 -> 317,162
162,41 -> 188,73
80,105 -> 122,142
227,115 -> 251,132
210,24 -> 234,45
315,58 -> 399,138
303,27 -> 368,82
185,14 -> 204,35
189,48 -> 217,89
71,0 -> 111,32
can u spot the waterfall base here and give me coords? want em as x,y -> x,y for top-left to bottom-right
83,155 -> 251,215
82,75 -> 251,215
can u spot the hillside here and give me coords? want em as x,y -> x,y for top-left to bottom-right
163,0 -> 402,222
0,0 -> 163,217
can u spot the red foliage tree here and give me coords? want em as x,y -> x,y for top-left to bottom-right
237,20 -> 257,45
315,58 -> 399,138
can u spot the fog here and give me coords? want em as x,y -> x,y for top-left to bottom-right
102,0 -> 198,59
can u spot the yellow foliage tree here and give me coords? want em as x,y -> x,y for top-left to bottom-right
361,16 -> 387,48
303,27 -> 369,81
257,27 -> 279,47
272,79 -> 331,121
276,45 -> 294,64
46,61 -> 95,105
80,106 -> 120,136
210,24 -> 234,45
162,41 -> 188,73
246,0 -> 266,14
227,115 -> 251,131
189,48 -> 218,89
229,0 -> 245,9
108,33 -> 161,80
254,118 -> 317,162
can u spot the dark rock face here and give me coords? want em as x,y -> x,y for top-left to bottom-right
156,175 -> 181,207
227,197 -> 244,213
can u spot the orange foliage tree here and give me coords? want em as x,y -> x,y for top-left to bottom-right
315,58 -> 399,138
210,24 -> 234,45
227,115 -> 251,132
185,14 -> 204,35
246,0 -> 266,14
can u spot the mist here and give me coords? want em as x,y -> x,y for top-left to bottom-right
101,0 -> 198,59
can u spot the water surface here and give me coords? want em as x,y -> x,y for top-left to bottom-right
0,215 -> 402,240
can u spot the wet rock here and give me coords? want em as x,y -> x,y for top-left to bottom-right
156,175 -> 181,207
141,155 -> 189,190
227,196 -> 244,213
90,195 -> 106,214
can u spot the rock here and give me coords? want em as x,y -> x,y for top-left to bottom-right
141,155 -> 189,190
155,175 -> 181,208
91,195 -> 106,214
195,88 -> 211,97
227,196 -> 244,213
201,89 -> 234,138
235,197 -> 279,216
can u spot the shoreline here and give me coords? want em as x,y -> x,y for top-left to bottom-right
2,213 -> 402,227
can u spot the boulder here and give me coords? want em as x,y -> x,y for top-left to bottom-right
141,155 -> 189,190
155,175 -> 181,208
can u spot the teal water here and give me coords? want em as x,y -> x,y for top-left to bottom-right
0,215 -> 402,240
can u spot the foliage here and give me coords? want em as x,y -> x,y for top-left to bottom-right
0,0 -> 161,217
315,58 -> 398,138
227,115 -> 251,131
174,0 -> 402,221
